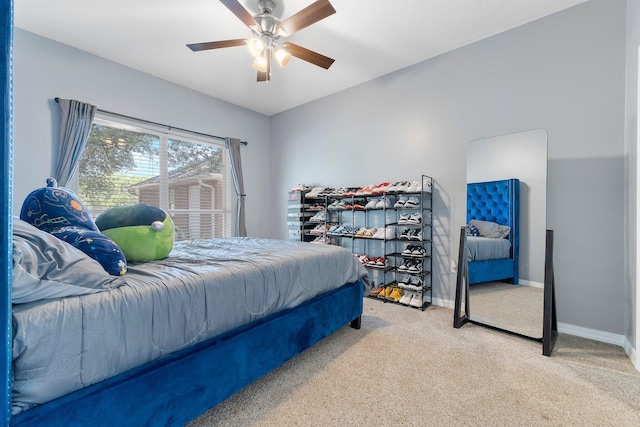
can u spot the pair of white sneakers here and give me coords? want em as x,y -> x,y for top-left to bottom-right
394,196 -> 420,208
309,211 -> 327,222
371,227 -> 396,240
398,212 -> 422,225
365,195 -> 395,209
399,290 -> 424,307
386,180 -> 424,193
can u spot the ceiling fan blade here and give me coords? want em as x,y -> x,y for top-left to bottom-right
276,0 -> 336,36
257,54 -> 271,82
187,39 -> 247,51
220,0 -> 260,29
284,42 -> 335,69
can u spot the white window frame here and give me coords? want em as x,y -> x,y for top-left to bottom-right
74,112 -> 233,239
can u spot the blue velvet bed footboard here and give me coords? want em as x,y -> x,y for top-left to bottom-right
466,179 -> 520,284
11,281 -> 364,427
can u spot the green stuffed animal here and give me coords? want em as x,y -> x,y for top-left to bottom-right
95,204 -> 175,262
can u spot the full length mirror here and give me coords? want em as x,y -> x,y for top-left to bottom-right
465,129 -> 548,338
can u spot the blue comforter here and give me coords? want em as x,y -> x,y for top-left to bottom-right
11,238 -> 369,415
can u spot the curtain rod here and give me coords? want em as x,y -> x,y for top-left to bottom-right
54,98 -> 247,146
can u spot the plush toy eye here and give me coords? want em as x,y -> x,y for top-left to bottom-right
151,221 -> 164,232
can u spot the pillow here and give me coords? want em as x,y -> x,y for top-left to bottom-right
95,204 -> 175,262
11,218 -> 125,304
19,178 -> 127,276
466,224 -> 480,236
469,219 -> 511,239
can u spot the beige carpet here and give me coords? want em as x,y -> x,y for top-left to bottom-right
187,299 -> 640,427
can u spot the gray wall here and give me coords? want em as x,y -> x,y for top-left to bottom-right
625,0 -> 640,351
270,0 -> 627,336
12,0 -> 634,345
13,29 -> 273,238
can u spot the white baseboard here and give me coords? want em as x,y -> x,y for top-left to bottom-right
556,322 -> 626,346
623,338 -> 639,371
433,297 -> 455,310
518,279 -> 544,289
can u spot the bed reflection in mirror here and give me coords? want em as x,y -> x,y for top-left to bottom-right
465,129 -> 547,339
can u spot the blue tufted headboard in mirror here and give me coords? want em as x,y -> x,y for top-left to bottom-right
466,179 -> 520,284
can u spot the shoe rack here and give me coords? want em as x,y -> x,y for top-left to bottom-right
291,175 -> 433,310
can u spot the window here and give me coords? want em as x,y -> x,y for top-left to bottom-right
77,115 -> 232,240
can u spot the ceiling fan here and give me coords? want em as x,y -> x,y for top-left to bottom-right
187,0 -> 336,82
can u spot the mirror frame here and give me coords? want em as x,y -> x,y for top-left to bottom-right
454,227 -> 557,356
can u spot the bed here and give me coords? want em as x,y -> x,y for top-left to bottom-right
5,218 -> 369,426
466,179 -> 520,285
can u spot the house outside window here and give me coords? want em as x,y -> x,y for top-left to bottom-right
77,115 -> 232,240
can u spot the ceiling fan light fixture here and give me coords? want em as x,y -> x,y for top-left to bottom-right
274,45 -> 291,67
247,37 -> 264,57
252,52 -> 270,72
190,0 -> 337,82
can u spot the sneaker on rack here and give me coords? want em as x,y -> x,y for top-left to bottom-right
377,286 -> 392,299
370,286 -> 383,296
408,276 -> 423,291
408,261 -> 422,273
411,245 -> 426,257
311,224 -> 325,235
309,211 -> 326,222
397,274 -> 412,288
403,196 -> 420,208
399,290 -> 413,305
396,182 -> 410,193
423,177 -> 433,192
328,225 -> 343,235
386,182 -> 402,193
375,257 -> 386,267
407,212 -> 422,225
407,180 -> 422,192
355,227 -> 367,237
306,186 -> 322,198
357,254 -> 369,264
365,198 -> 377,209
410,229 -> 423,241
402,245 -> 415,256
398,213 -> 410,225
397,259 -> 409,272
371,182 -> 391,195
400,228 -> 411,240
371,228 -> 385,239
388,286 -> 403,302
355,186 -> 368,196
384,227 -> 396,240
409,292 -> 424,308
394,196 -> 408,208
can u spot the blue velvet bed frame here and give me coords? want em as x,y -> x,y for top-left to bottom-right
11,282 -> 364,427
0,6 -> 364,424
466,179 -> 520,285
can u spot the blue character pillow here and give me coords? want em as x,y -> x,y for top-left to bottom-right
20,178 -> 127,276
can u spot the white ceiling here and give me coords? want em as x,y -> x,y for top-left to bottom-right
15,0 -> 587,116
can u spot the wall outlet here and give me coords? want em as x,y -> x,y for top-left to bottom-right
450,259 -> 457,274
